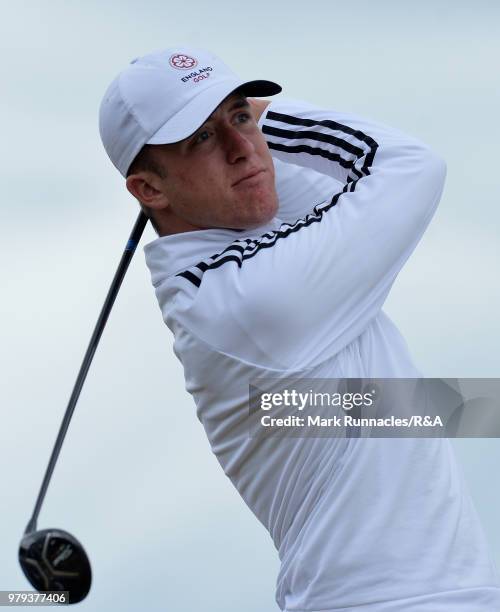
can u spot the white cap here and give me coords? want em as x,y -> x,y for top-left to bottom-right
99,46 -> 281,176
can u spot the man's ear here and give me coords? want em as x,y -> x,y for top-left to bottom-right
125,172 -> 169,211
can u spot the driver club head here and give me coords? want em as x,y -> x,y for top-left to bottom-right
19,528 -> 92,604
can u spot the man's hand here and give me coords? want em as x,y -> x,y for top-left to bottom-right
248,98 -> 272,123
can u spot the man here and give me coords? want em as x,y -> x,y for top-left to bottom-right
99,46 -> 500,610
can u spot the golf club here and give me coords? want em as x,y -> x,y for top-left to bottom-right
19,211 -> 148,604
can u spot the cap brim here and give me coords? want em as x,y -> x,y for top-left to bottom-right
146,78 -> 281,146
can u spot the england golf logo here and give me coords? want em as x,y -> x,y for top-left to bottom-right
169,54 -> 198,70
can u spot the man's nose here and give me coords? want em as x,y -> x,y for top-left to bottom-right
221,124 -> 255,163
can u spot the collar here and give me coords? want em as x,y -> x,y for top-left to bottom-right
143,219 -> 282,287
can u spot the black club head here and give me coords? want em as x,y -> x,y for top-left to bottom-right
19,529 -> 92,604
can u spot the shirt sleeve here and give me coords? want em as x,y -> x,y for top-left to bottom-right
175,97 -> 447,370
258,101 -> 345,225
267,157 -> 344,225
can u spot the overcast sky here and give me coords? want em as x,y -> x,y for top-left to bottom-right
1,1 -> 499,610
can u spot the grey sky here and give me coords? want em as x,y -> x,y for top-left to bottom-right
1,1 -> 499,610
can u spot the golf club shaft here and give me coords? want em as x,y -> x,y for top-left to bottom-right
25,212 -> 149,535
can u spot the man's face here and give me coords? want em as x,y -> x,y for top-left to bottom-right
144,94 -> 278,231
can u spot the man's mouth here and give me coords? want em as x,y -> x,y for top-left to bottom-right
232,169 -> 266,187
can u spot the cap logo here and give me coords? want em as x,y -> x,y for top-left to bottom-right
169,54 -> 198,70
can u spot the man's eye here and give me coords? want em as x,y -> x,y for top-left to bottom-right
235,112 -> 251,123
194,130 -> 210,144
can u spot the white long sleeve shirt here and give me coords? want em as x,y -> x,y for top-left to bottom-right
144,98 -> 500,611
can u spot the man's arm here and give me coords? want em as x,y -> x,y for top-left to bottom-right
250,97 -> 345,224
172,98 -> 446,370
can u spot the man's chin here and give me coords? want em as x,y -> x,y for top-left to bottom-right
208,194 -> 278,232
241,202 -> 278,230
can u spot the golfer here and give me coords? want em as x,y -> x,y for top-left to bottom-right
99,46 -> 500,610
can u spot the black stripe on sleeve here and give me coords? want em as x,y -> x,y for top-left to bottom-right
177,270 -> 202,287
265,110 -> 378,180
